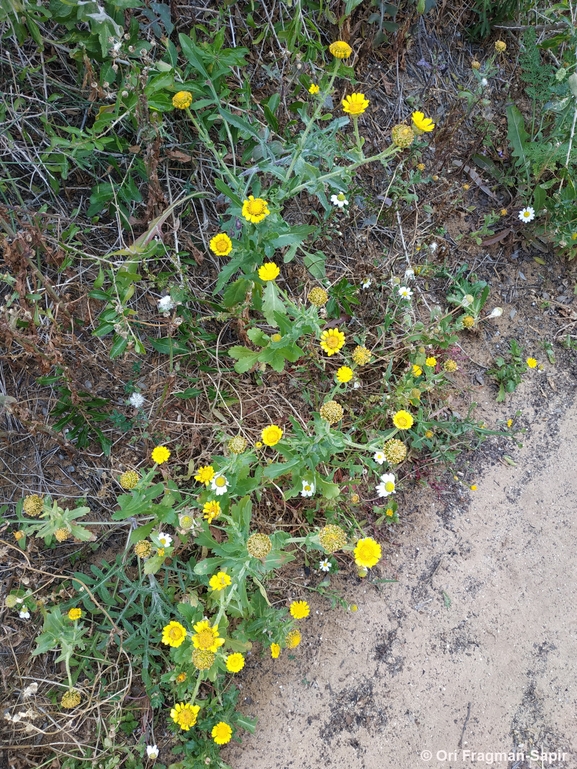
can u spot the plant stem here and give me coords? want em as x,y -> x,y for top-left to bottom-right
283,58 -> 342,187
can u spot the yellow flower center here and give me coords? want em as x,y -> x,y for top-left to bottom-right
326,335 -> 340,349
169,626 -> 184,641
197,629 -> 215,648
247,199 -> 266,215
385,482 -> 394,492
178,709 -> 196,728
215,476 -> 226,487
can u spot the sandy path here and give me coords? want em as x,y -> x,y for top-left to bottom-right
224,383 -> 577,769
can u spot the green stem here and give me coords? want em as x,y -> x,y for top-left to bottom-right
185,107 -> 240,192
283,58 -> 342,188
353,117 -> 364,158
214,561 -> 250,626
64,655 -> 73,690
290,145 -> 399,197
191,670 -> 203,702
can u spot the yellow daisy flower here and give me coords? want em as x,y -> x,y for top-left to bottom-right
209,571 -> 231,592
162,621 -> 188,648
172,91 -> 192,110
151,445 -> 171,464
392,410 -> 414,430
211,722 -> 233,745
270,642 -> 281,658
261,424 -> 283,446
425,356 -> 437,367
209,233 -> 233,256
342,92 -> 369,116
526,357 -> 538,368
68,608 -> 82,621
354,537 -> 382,568
170,702 -> 200,731
329,40 -> 353,59
192,620 -> 224,652
290,600 -> 310,619
195,465 -> 215,486
320,328 -> 346,356
242,195 -> 270,224
225,653 -> 245,673
336,366 -> 354,383
258,262 -> 280,281
411,111 -> 435,133
308,83 -> 320,94
203,500 -> 221,523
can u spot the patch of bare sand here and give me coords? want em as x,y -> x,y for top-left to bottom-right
224,384 -> 577,769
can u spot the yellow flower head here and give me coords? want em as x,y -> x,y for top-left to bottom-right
471,59 -> 481,70
170,702 -> 200,731
308,83 -> 320,94
172,91 -> 192,110
176,671 -> 187,683
329,40 -> 353,58
290,600 -> 310,619
202,500 -> 221,523
271,333 -> 282,342
192,649 -> 215,670
392,410 -> 414,430
494,40 -> 507,53
23,494 -> 44,516
261,424 -> 283,446
462,315 -> 475,328
209,233 -> 233,257
228,435 -> 248,454
526,357 -> 538,369
242,195 -> 270,224
192,620 -> 225,652
61,690 -> 81,709
383,438 -> 407,465
425,429 -> 434,439
352,345 -> 372,366
212,721 -> 233,745
411,111 -> 435,133
412,364 -> 423,377
342,92 -> 369,116
209,571 -> 231,592
225,653 -> 245,673
391,124 -> 415,149
119,470 -> 139,490
425,356 -> 437,368
336,366 -> 354,383
444,359 -> 458,372
68,608 -> 82,621
162,621 -> 188,648
354,537 -> 382,568
195,465 -> 215,486
247,532 -> 272,559
55,528 -> 70,542
286,628 -> 302,648
318,524 -> 347,554
308,287 -> 329,306
270,642 -> 281,659
320,400 -> 344,425
151,445 -> 171,465
320,328 -> 346,356
134,540 -> 152,559
258,262 -> 280,281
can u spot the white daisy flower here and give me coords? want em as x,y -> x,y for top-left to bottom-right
301,480 -> 315,497
128,392 -> 145,408
398,286 -> 413,299
376,473 -> 396,497
211,474 -> 229,495
146,745 -> 159,761
373,450 -> 386,465
158,295 -> 176,313
404,267 -> 415,281
330,193 -> 349,209
461,294 -> 474,307
319,559 -> 332,572
361,278 -> 372,289
481,77 -> 488,87
518,207 -> 535,223
19,609 -> 30,619
157,532 -> 172,548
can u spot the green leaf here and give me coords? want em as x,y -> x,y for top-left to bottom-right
506,104 -> 530,177
218,107 -> 260,139
262,281 -> 286,327
178,34 -> 209,79
223,278 -> 250,308
213,178 -> 242,207
228,346 -> 261,373
143,555 -> 166,575
246,327 -> 270,347
109,335 -> 128,359
303,250 -> 326,279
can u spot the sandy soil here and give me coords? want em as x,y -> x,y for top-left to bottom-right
223,377 -> 577,769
